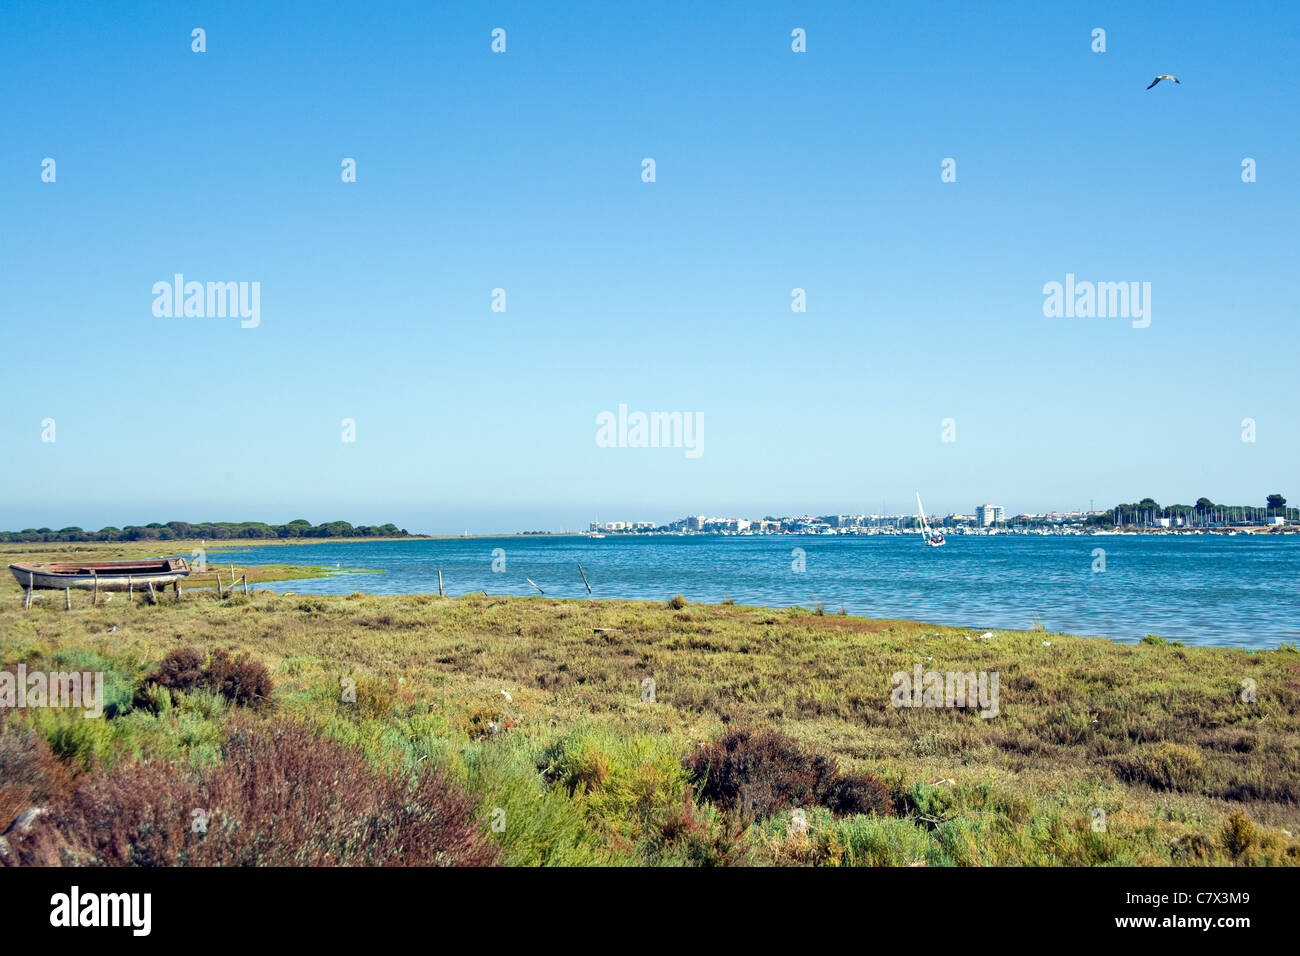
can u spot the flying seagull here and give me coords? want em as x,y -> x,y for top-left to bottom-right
1146,74 -> 1180,90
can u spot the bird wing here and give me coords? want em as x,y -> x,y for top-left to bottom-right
1146,77 -> 1160,89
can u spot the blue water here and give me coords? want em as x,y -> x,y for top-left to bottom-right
207,535 -> 1300,649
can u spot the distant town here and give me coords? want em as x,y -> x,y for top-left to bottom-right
581,497 -> 1297,536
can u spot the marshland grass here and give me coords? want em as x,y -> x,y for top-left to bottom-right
2,544 -> 1298,866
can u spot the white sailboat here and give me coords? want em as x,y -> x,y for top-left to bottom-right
916,492 -> 946,547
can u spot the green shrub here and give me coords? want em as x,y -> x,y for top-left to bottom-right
1141,634 -> 1184,647
932,816 -> 989,865
458,739 -> 615,867
544,729 -> 690,841
173,687 -> 227,721
49,648 -> 134,717
903,780 -> 957,820
28,710 -> 114,770
536,728 -> 744,863
830,815 -> 940,867
142,684 -> 173,715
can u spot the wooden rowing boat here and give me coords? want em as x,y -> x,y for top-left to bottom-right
9,558 -> 190,591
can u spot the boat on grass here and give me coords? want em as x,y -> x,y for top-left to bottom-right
9,558 -> 190,591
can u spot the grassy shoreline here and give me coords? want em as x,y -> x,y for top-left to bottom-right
2,544 -> 1298,866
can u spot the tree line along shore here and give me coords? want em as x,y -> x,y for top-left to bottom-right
0,520 -> 416,544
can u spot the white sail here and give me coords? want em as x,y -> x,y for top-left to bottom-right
916,491 -> 945,547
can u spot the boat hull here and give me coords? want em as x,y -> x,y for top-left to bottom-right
10,559 -> 190,592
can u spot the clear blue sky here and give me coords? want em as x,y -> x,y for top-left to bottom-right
2,1 -> 1296,533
